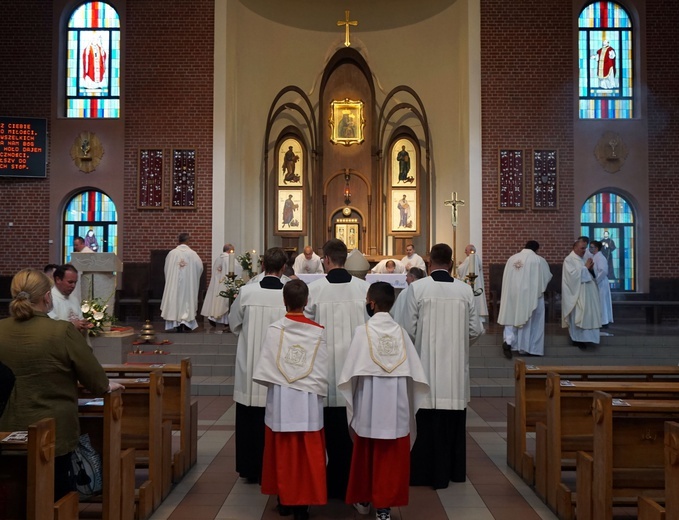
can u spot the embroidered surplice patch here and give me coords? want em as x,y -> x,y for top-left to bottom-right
275,327 -> 321,383
366,325 -> 407,373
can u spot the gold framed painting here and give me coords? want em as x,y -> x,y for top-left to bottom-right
389,189 -> 418,234
391,138 -> 416,186
276,189 -> 304,234
278,138 -> 303,187
334,221 -> 359,250
329,98 -> 364,146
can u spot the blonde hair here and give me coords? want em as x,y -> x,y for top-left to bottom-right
9,269 -> 51,321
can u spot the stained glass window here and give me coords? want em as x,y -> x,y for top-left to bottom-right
580,191 -> 635,291
578,2 -> 633,119
66,2 -> 120,118
63,190 -> 118,263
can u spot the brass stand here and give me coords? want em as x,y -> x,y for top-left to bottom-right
465,273 -> 484,297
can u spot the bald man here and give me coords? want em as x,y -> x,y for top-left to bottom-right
292,246 -> 324,275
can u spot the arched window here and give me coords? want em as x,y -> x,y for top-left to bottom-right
63,190 -> 118,262
578,2 -> 633,119
580,191 -> 635,291
66,2 -> 121,118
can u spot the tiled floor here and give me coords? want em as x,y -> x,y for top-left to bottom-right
148,396 -> 560,520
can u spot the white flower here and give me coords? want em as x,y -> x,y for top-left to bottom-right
81,303 -> 91,313
93,311 -> 105,321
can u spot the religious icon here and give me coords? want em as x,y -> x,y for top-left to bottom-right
390,189 -> 418,234
391,139 -> 417,186
277,189 -> 304,233
278,138 -> 303,186
80,31 -> 109,90
329,99 -> 364,146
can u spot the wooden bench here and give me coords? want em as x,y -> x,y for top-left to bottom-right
0,418 -> 79,520
574,392 -> 679,520
637,420 -> 679,520
612,300 -> 679,324
109,371 -> 167,519
77,387 -> 134,520
103,358 -> 196,480
509,359 -> 679,481
539,375 -> 679,515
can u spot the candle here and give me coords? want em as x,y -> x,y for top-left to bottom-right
468,251 -> 476,276
228,250 -> 235,274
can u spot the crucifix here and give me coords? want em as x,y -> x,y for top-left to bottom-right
337,10 -> 358,47
443,191 -> 465,267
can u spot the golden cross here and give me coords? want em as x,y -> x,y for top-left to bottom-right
337,10 -> 358,47
443,192 -> 465,228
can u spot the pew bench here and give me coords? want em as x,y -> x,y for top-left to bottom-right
102,358 -> 196,479
0,418 -> 79,520
612,300 -> 679,324
509,359 -> 679,482
573,393 -> 679,520
637,420 -> 679,520
538,374 -> 679,513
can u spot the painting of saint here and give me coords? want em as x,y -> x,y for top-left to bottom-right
277,189 -> 304,233
278,139 -> 303,186
390,189 -> 417,233
329,99 -> 364,145
391,139 -> 416,186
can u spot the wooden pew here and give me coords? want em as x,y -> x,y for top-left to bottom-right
0,418 -> 78,520
540,374 -> 679,515
110,371 -> 165,518
510,359 -> 679,481
638,420 -> 679,520
102,358 -> 195,478
77,387 -> 127,520
574,392 -> 679,520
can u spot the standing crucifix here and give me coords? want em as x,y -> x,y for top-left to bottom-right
444,191 -> 465,267
337,10 -> 358,47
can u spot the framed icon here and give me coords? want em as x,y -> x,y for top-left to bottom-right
389,189 -> 418,233
391,138 -> 416,186
278,138 -> 303,186
329,98 -> 364,146
277,189 -> 304,233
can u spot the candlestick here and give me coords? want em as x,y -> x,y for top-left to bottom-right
228,249 -> 235,275
468,252 -> 476,276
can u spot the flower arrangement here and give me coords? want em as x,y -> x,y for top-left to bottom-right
81,298 -> 115,336
237,250 -> 258,279
219,277 -> 246,300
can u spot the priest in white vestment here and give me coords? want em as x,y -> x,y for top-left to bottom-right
562,238 -> 601,347
456,244 -> 489,322
253,279 -> 328,515
400,243 -> 426,271
497,241 -> 553,357
200,243 -> 241,330
304,238 -> 370,499
292,246 -> 324,275
339,282 -> 429,517
160,233 -> 203,331
396,243 -> 484,489
229,247 -> 288,483
371,258 -> 406,274
590,240 -> 613,328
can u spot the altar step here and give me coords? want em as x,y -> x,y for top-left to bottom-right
118,321 -> 679,398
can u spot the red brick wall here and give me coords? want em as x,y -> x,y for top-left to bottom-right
123,0 -> 214,266
480,0 -> 575,266
646,2 -> 679,278
0,2 -> 53,275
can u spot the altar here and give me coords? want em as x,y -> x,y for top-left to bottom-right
70,252 -> 122,309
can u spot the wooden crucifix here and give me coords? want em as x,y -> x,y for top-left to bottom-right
337,10 -> 358,47
443,191 -> 465,267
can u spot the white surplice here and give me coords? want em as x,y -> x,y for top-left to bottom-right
497,249 -> 553,355
400,253 -> 426,271
456,253 -> 489,318
397,272 -> 484,410
371,258 -> 406,274
229,277 -> 286,407
49,287 -> 83,322
304,272 -> 370,407
562,251 -> 601,343
592,251 -> 613,325
337,312 -> 429,447
160,244 -> 203,330
292,252 -> 324,275
200,252 -> 241,323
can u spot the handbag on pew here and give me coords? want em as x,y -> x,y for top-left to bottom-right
0,361 -> 14,418
71,433 -> 103,498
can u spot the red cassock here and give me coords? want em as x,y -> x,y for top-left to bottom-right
597,45 -> 615,79
83,43 -> 106,83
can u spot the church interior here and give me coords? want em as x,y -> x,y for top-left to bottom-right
1,0 -> 679,519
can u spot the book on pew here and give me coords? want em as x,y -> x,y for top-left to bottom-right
79,398 -> 104,406
2,431 -> 28,443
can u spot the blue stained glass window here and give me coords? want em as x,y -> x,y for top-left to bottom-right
580,192 -> 635,291
66,2 -> 120,118
578,2 -> 633,119
63,190 -> 118,263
